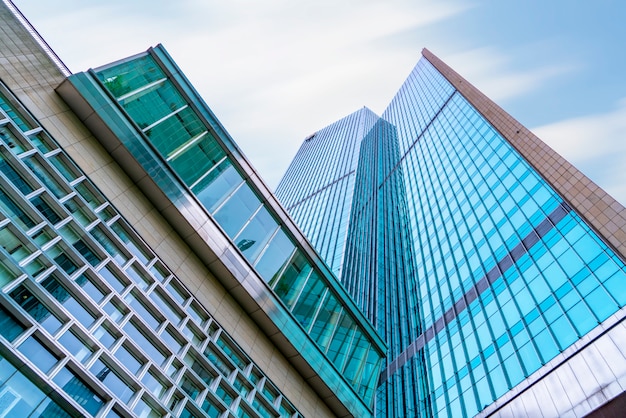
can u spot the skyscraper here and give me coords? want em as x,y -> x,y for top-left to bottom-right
0,2 -> 383,418
277,50 -> 626,417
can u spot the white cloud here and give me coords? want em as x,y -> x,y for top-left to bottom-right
532,99 -> 626,206
14,0 -> 472,188
442,47 -> 574,102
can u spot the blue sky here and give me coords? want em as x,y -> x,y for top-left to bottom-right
13,0 -> 626,204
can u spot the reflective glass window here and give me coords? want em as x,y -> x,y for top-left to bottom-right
132,396 -> 160,418
326,313 -> 356,369
119,79 -> 185,130
18,336 -> 58,373
53,367 -> 104,416
30,194 -> 62,225
63,197 -> 95,227
111,221 -> 150,265
291,272 -> 326,329
213,182 -> 261,238
170,133 -> 225,186
0,305 -> 25,342
10,285 -> 63,335
93,323 -> 118,349
193,159 -> 243,213
123,320 -> 167,366
254,228 -> 295,282
23,156 -> 67,198
0,186 -> 35,229
75,273 -> 106,303
142,370 -> 168,398
90,358 -> 135,403
0,226 -> 32,264
234,206 -> 278,262
309,292 -> 341,351
0,91 -> 31,131
271,250 -> 312,309
114,343 -> 144,374
58,329 -> 94,362
97,54 -> 165,98
41,274 -> 96,328
180,374 -> 202,400
145,107 -> 205,157
0,153 -> 33,194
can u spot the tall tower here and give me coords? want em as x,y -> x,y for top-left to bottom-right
277,49 -> 626,417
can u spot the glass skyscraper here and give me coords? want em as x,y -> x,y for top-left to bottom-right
3,1 -> 626,417
277,50 -> 626,417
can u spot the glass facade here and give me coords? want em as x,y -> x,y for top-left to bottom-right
0,80 -> 305,417
59,45 -> 385,416
277,57 -> 626,417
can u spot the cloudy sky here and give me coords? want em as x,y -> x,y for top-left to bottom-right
12,0 -> 626,205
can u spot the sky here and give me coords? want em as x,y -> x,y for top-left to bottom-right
12,0 -> 626,205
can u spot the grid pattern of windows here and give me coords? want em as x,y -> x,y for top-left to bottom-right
381,60 -> 626,416
0,82 -> 303,418
91,49 -> 384,406
276,107 -> 379,278
277,56 -> 626,418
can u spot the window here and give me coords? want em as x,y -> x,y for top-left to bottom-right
90,358 -> 135,403
18,336 -> 59,373
52,367 -> 104,416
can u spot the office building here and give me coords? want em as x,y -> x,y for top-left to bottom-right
277,49 -> 626,417
0,2 -> 384,418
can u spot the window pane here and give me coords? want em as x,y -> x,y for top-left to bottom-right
291,272 -> 326,329
145,107 -> 205,157
97,54 -> 165,98
326,313 -> 356,369
90,359 -> 135,403
58,329 -> 94,362
0,153 -> 33,194
193,160 -> 243,213
0,305 -> 25,342
18,336 -> 58,373
10,285 -> 63,335
111,221 -> 150,265
24,157 -> 66,198
53,367 -> 104,416
235,206 -> 278,263
41,274 -> 96,328
309,292 -> 341,351
213,182 -> 261,238
75,274 -> 106,303
254,228 -> 295,282
0,186 -> 35,229
272,250 -> 312,309
31,194 -> 62,225
170,134 -> 225,186
0,91 -> 31,131
114,344 -> 144,374
123,321 -> 166,366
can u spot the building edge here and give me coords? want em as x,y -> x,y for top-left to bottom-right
422,48 -> 626,264
422,48 -> 626,417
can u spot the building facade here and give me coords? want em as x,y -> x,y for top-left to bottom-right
0,2 -> 384,418
277,50 -> 626,417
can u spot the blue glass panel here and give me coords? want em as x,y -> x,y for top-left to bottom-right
235,206 -> 278,262
0,305 -> 25,342
193,159 -> 243,213
91,359 -> 135,403
18,336 -> 58,373
213,182 -> 261,238
254,228 -> 295,282
53,367 -> 104,416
